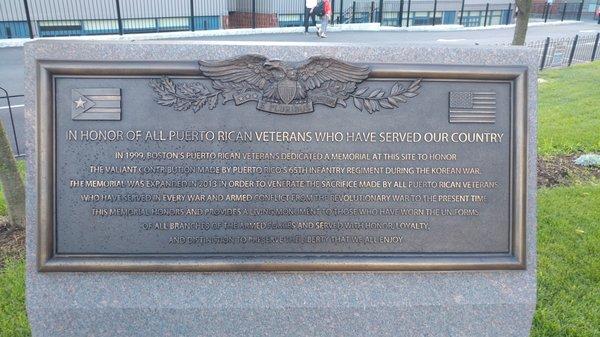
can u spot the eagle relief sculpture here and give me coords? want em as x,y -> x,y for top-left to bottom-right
149,54 -> 422,115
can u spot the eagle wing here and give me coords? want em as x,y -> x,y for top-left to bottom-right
198,54 -> 273,90
297,56 -> 370,90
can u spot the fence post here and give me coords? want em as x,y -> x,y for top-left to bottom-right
540,37 -> 550,70
339,0 -> 344,23
406,0 -> 412,26
7,98 -> 20,156
331,0 -> 336,25
591,33 -> 600,61
506,3 -> 512,25
432,0 -> 438,25
115,0 -> 123,35
190,0 -> 195,31
22,0 -> 34,39
576,1 -> 583,21
379,0 -> 384,23
252,0 -> 256,28
0,88 -> 21,157
370,1 -> 375,23
399,0 -> 404,26
352,1 -> 356,23
483,3 -> 489,26
560,2 -> 567,21
568,34 -> 579,66
459,0 -> 465,25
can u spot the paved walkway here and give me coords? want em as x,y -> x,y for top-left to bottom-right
183,22 -> 599,45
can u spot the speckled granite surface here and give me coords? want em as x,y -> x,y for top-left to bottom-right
25,40 -> 537,337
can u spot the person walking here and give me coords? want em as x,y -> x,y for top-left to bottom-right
304,0 -> 318,34
319,0 -> 332,38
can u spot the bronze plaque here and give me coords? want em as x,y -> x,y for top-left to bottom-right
37,57 -> 527,271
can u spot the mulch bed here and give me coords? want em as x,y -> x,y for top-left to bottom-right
0,218 -> 25,269
538,155 -> 600,188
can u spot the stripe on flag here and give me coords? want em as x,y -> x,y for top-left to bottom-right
72,88 -> 121,121
448,91 -> 496,124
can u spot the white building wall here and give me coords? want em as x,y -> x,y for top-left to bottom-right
232,0 -> 273,13
0,0 -> 28,20
2,0 -> 592,22
1,0 -> 228,21
272,0 -> 305,13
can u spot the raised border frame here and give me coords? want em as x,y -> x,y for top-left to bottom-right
37,60 -> 527,272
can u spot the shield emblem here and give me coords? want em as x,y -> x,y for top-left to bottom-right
277,79 -> 297,104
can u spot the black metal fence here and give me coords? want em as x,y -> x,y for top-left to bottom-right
0,87 -> 24,157
338,0 -> 515,27
530,1 -> 589,22
2,0 -> 598,39
528,33 -> 600,70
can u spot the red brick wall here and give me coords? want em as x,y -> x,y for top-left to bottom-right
227,12 -> 278,29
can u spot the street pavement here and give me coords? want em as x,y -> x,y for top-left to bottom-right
0,21 -> 599,155
0,46 -> 24,96
0,44 -> 24,155
180,21 -> 600,45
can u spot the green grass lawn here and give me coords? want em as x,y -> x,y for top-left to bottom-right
0,62 -> 599,336
0,159 -> 27,337
0,160 -> 25,218
538,62 -> 600,156
533,63 -> 599,337
0,259 -> 27,337
532,185 -> 600,337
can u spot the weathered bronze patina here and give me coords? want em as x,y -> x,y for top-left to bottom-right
36,57 -> 527,271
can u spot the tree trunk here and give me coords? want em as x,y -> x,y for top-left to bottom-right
512,0 -> 532,45
0,120 -> 25,229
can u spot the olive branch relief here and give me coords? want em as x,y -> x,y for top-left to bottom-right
150,77 -> 422,115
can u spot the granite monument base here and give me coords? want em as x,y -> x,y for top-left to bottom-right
25,40 -> 537,337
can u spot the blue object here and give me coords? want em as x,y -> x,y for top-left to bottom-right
574,154 -> 600,167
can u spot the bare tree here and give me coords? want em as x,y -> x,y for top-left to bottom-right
0,121 -> 25,231
512,0 -> 532,45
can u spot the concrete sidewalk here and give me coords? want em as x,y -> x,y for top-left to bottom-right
0,20 -> 591,48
